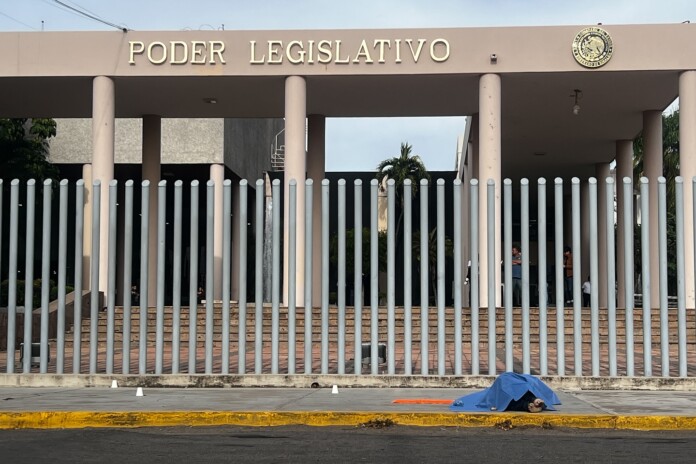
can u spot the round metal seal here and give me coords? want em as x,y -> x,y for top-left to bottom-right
572,27 -> 613,68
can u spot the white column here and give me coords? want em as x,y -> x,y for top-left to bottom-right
643,110 -> 663,309
210,163 -> 225,301
92,76 -> 115,297
596,162 -> 610,308
478,74 -> 502,307
680,71 -> 696,309
615,140 -> 633,309
307,114 -> 326,307
82,163 -> 93,289
283,76 -> 307,307
142,115 -> 161,307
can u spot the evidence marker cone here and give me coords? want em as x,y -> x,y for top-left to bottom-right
331,385 -> 339,394
136,387 -> 144,397
111,380 -> 118,389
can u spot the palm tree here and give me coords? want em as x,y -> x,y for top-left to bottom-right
375,142 -> 430,237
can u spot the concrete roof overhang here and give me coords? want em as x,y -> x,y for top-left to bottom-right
0,24 -> 691,179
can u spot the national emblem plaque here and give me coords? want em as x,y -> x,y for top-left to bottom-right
572,27 -> 613,68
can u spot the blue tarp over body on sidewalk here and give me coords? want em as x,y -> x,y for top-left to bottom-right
450,372 -> 562,412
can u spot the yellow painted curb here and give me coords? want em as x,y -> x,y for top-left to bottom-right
2,411 -> 696,430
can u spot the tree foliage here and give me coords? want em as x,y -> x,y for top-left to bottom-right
632,110 -> 679,294
412,228 -> 454,303
376,142 -> 430,201
375,142 -> 430,237
0,118 -> 59,183
330,228 -> 388,277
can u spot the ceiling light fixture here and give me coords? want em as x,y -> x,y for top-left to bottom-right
204,97 -> 217,104
571,89 -> 582,115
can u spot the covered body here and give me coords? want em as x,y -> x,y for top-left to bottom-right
450,372 -> 561,412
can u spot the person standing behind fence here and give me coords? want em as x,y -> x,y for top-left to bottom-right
582,276 -> 591,307
512,245 -> 522,306
563,246 -> 573,304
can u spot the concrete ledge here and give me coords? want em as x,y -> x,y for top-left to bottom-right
1,410 -> 696,431
2,374 -> 696,390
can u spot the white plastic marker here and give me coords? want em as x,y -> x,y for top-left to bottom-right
331,385 -> 339,394
111,380 -> 118,389
136,387 -> 144,397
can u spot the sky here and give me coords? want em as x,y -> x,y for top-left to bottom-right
1,0 -> 694,171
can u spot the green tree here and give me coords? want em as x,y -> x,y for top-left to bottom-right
632,110 -> 679,295
0,118 -> 59,183
375,142 -> 430,237
330,228 -> 388,277
413,228 -> 454,303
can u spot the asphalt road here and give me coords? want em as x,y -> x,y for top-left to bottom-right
2,426 -> 695,463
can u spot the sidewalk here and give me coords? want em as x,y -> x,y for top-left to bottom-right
1,384 -> 696,431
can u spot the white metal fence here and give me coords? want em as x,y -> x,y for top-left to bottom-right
0,175 -> 693,378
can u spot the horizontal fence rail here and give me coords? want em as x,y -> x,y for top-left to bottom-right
0,176 -> 695,378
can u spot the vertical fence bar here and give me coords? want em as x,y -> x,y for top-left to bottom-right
487,179 -> 496,375
420,179 -> 429,375
640,177 -> 652,376
121,180 -> 134,374
554,178 -> 565,376
88,180 -> 100,374
205,180 -> 215,374
470,179 -> 479,376
521,178 -> 530,374
503,179 -> 513,372
6,180 -> 19,373
403,179 -> 413,376
56,180 -> 69,374
623,177 -> 635,377
588,178 -> 599,377
5,181 -> 19,373
605,177 -> 617,377
188,180 -> 199,374
387,179 -> 396,375
321,179 -> 330,374
122,181 -> 134,375
288,180 -> 298,374
72,180 -> 84,374
222,180 -> 232,374
271,179 -> 280,374
537,178 -> 548,375
371,179 -> 379,375
139,181 -> 150,375
337,179 -> 346,374
271,179 -> 281,374
436,179 -> 446,376
354,180 -> 363,375
254,179 -> 263,374
453,179 -> 462,376
39,180 -> 52,373
693,178 -> 696,376
676,177 -> 687,377
571,177 -> 582,376
171,181 -> 183,374
0,179 -> 2,329
304,180 -> 313,374
155,180 -> 167,375
657,177 -> 669,377
238,180 -> 248,375
106,180 -> 118,374
22,180 -> 36,374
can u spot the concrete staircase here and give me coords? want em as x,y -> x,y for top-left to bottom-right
65,304 -> 696,348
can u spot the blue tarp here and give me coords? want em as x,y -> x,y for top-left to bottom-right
450,372 -> 561,412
